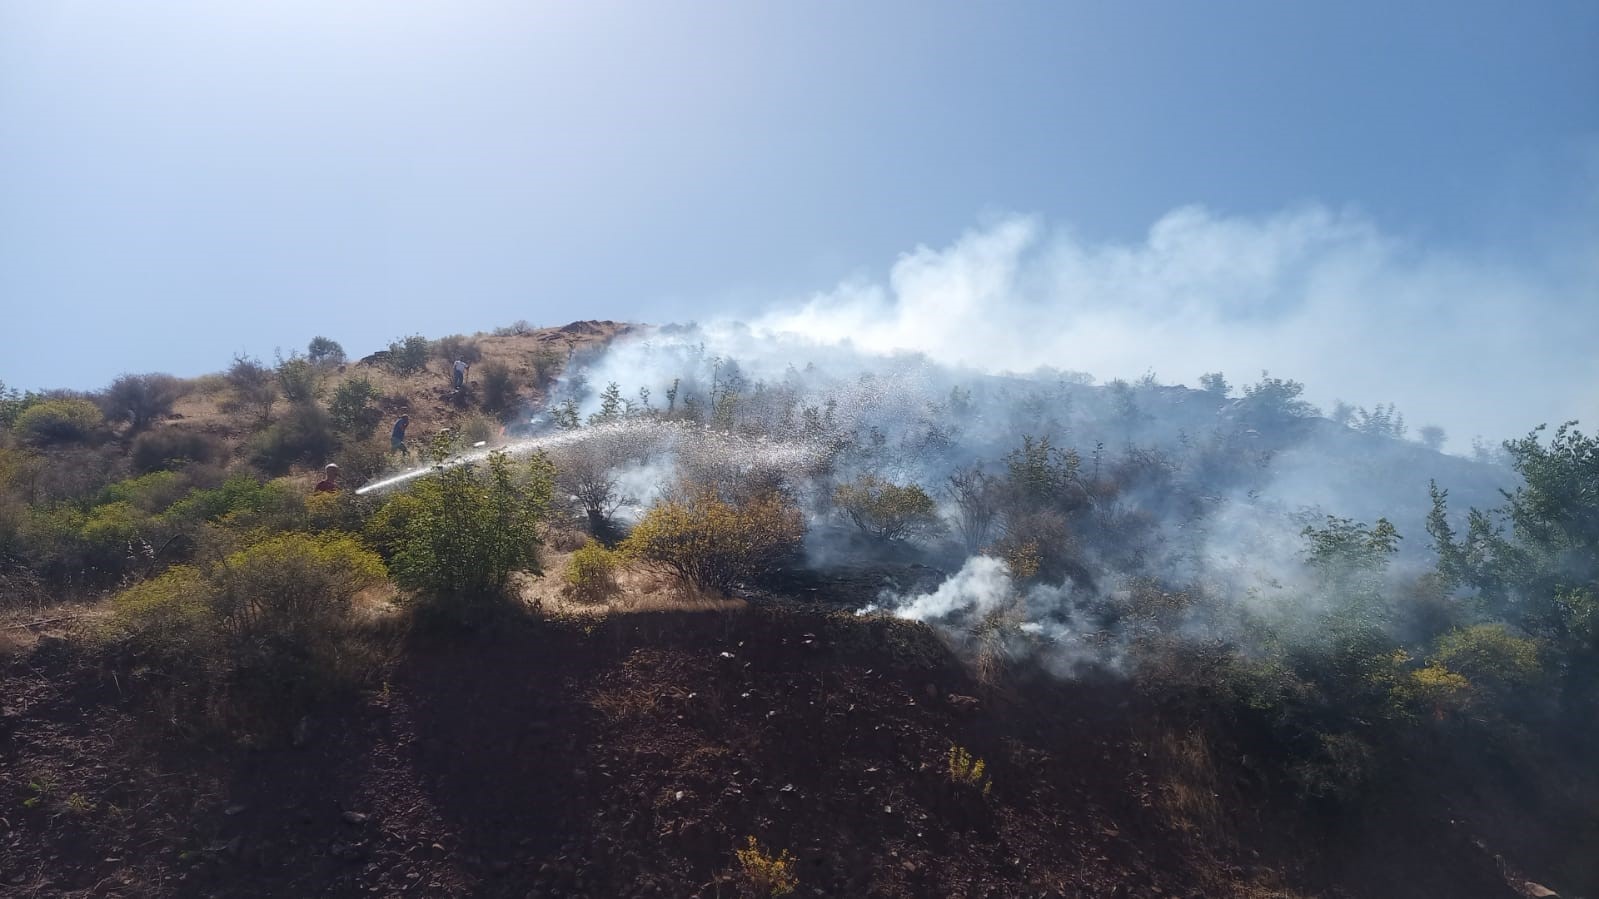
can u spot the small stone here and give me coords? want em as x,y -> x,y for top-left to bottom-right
224,803 -> 248,816
342,811 -> 370,825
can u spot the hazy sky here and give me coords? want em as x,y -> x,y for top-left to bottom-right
2,1 -> 1595,440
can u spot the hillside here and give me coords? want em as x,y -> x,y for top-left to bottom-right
2,321 -> 1595,899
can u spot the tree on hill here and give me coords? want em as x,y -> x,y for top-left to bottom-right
306,336 -> 346,366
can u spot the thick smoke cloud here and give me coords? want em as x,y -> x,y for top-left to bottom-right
754,206 -> 1598,450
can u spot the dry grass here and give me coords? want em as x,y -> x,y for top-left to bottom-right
163,321 -> 633,476
521,549 -> 745,619
1152,727 -> 1224,838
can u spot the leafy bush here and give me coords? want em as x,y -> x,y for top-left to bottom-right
1432,624 -> 1541,701
103,534 -> 388,727
14,399 -> 103,446
389,445 -> 552,619
385,335 -> 431,374
130,427 -> 225,473
328,376 -> 383,437
564,539 -> 620,601
433,334 -> 482,365
275,352 -> 321,404
306,336 -> 346,366
622,487 -> 804,593
99,373 -> 185,431
101,470 -> 191,514
833,475 -> 944,543
480,361 -> 517,413
248,403 -> 337,475
104,566 -> 216,667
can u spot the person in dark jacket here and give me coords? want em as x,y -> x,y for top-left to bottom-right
391,415 -> 410,457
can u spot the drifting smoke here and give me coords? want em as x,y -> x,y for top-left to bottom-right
362,204 -> 1590,677
755,207 -> 1598,452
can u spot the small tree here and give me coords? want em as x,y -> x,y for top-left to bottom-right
834,475 -> 944,543
328,376 -> 383,437
390,440 -> 552,617
588,381 -> 624,425
100,373 -> 184,432
306,336 -> 346,366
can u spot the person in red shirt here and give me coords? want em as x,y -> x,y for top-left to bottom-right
314,463 -> 340,493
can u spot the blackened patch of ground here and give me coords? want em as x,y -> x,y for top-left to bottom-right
1,606 -> 1568,898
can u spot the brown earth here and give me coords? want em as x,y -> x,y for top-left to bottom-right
0,597 -> 1553,899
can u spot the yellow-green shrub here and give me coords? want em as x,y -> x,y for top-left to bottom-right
734,836 -> 797,897
14,399 -> 103,446
102,533 -> 389,727
564,538 -> 620,601
621,487 -> 803,593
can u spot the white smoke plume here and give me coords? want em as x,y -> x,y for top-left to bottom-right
753,206 -> 1598,450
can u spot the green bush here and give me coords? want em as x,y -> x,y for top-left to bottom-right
275,353 -> 321,404
390,445 -> 552,619
14,399 -> 103,446
328,376 -> 383,437
564,538 -> 620,601
622,487 -> 804,593
105,566 -> 217,667
386,335 -> 431,374
248,403 -> 337,475
101,471 -> 189,514
103,533 -> 388,728
306,336 -> 346,366
130,427 -> 225,473
1432,624 -> 1541,701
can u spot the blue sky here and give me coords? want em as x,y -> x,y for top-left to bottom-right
2,0 -> 1596,439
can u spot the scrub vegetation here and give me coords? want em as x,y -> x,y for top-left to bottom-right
1,320 -> 1593,898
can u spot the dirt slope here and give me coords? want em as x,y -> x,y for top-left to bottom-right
2,602 -> 1536,899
